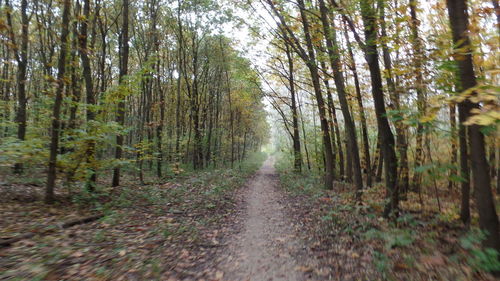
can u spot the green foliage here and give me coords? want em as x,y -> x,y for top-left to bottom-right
0,137 -> 48,167
460,229 -> 500,273
275,152 -> 324,198
414,162 -> 463,184
373,250 -> 390,276
364,228 -> 415,250
396,214 -> 419,228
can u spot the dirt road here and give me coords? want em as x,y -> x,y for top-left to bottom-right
218,157 -> 311,281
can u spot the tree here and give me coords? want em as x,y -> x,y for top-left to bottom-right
112,0 -> 130,187
358,0 -> 399,216
45,0 -> 71,203
446,0 -> 500,253
342,20 -> 372,187
79,0 -> 97,190
318,0 -> 363,196
285,43 -> 302,173
265,0 -> 335,189
5,0 -> 29,174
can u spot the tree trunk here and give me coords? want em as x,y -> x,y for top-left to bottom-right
320,68 -> 339,179
447,0 -> 500,252
319,0 -> 363,196
112,0 -> 130,187
79,0 -> 97,190
378,0 -> 409,195
409,0 -> 427,192
492,0 -> 500,36
449,103 -> 458,190
45,0 -> 71,204
458,108 -> 470,224
6,0 -> 29,174
297,93 -> 312,170
297,0 -> 334,189
285,44 -> 302,173
343,21 -> 372,187
359,0 -> 398,216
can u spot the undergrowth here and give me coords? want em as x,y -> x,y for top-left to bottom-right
274,152 -> 500,280
0,152 -> 267,280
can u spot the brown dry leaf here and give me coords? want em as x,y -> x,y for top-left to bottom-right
179,249 -> 189,259
393,262 -> 409,271
419,254 -> 445,266
295,265 -> 313,273
318,197 -> 332,203
71,251 -> 84,258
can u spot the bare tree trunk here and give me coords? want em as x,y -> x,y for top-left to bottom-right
332,105 -> 344,180
226,66 -> 235,169
492,0 -> 500,36
285,44 -> 302,172
320,68 -> 339,179
297,93 -> 311,170
1,40 -> 12,138
46,0 -> 71,204
112,0 -> 130,187
68,14 -> 81,132
458,109 -> 470,224
409,0 -> 426,192
448,104 -> 458,190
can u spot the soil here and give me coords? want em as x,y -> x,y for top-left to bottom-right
218,157 -> 314,281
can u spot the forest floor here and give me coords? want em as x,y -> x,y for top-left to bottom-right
274,155 -> 500,281
0,153 -> 266,280
1,154 -> 499,280
217,157 -> 315,280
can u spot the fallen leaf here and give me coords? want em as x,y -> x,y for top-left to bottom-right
394,262 -> 409,271
295,266 -> 313,273
71,251 -> 84,258
215,270 -> 224,279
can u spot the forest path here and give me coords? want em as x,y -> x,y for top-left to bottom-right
217,157 -> 311,281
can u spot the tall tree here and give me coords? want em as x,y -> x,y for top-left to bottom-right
446,0 -> 500,252
79,0 -> 97,190
409,0 -> 427,192
265,0 -> 335,188
318,0 -> 363,196
285,42 -> 302,172
112,0 -> 130,187
342,20 -> 372,187
5,0 -> 29,174
45,0 -> 72,203
378,0 -> 409,194
358,0 -> 399,216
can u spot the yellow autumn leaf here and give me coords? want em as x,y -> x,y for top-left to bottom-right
419,114 -> 436,123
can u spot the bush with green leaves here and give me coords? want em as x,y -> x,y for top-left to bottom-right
460,229 -> 500,273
